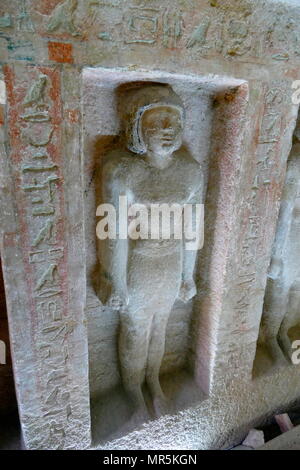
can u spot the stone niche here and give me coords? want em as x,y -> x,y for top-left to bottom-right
83,68 -> 248,442
254,114 -> 300,378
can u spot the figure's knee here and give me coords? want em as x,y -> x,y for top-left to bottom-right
147,330 -> 167,369
119,311 -> 150,348
264,280 -> 288,312
118,310 -> 153,390
146,330 -> 167,383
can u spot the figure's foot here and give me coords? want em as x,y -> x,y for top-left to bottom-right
129,405 -> 150,427
153,393 -> 169,418
117,405 -> 150,437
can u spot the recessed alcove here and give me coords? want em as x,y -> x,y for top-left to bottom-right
82,68 -> 248,443
253,112 -> 300,379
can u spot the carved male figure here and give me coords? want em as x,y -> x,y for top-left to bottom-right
260,120 -> 300,365
98,83 -> 203,420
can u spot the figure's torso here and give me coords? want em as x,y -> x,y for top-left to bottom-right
102,148 -> 203,255
116,149 -> 202,206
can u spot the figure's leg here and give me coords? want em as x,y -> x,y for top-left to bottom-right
278,283 -> 300,361
278,316 -> 294,361
125,248 -> 182,418
118,309 -> 151,419
262,279 -> 289,364
145,307 -> 171,417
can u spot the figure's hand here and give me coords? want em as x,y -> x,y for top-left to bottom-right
107,293 -> 128,313
179,279 -> 197,303
268,256 -> 283,280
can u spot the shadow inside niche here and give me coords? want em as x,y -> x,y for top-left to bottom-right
91,368 -> 207,446
89,134 -> 120,299
0,411 -> 23,450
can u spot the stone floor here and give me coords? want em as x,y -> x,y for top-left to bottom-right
1,407 -> 300,450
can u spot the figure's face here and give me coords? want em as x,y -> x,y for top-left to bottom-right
141,106 -> 183,156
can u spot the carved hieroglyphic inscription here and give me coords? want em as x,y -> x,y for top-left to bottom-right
234,84 -> 284,343
4,66 -> 78,449
256,115 -> 300,369
17,0 -> 35,32
124,7 -> 160,44
1,1 -> 300,64
123,6 -> 183,48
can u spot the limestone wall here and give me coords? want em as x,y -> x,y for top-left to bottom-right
0,0 -> 300,450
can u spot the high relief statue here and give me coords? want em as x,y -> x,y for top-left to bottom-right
97,83 -> 203,421
259,119 -> 300,366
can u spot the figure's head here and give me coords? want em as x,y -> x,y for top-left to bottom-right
118,82 -> 185,155
140,105 -> 183,156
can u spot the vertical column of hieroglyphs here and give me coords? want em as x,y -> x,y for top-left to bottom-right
234,86 -> 287,351
225,83 -> 297,383
208,81 -> 298,390
3,64 -> 90,450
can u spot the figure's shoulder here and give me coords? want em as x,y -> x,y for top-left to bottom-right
102,148 -> 135,177
175,149 -> 203,174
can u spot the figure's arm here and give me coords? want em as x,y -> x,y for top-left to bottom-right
179,172 -> 204,303
97,160 -> 129,309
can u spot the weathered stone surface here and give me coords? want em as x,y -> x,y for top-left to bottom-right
0,0 -> 300,451
0,64 -> 91,449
